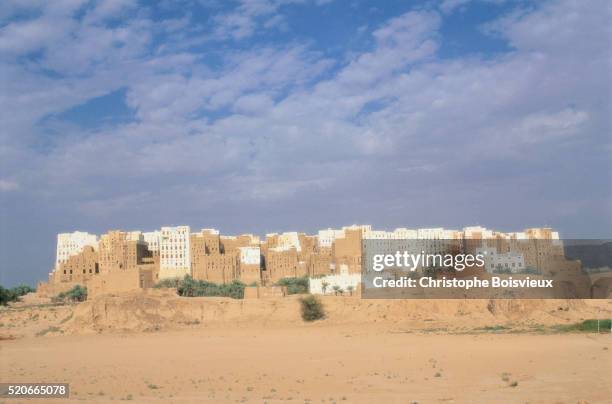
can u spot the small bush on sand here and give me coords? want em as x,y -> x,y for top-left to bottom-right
276,277 -> 309,295
300,295 -> 325,322
52,285 -> 87,303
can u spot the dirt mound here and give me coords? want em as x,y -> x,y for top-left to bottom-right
0,302 -> 74,338
56,290 -> 612,334
3,289 -> 610,337
64,289 -> 304,334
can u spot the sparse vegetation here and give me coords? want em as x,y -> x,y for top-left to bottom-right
300,295 -> 325,322
0,284 -> 36,305
181,276 -> 245,299
153,278 -> 181,288
59,312 -> 73,324
155,276 -> 246,299
321,281 -> 329,294
476,325 -> 511,332
276,277 -> 309,295
52,285 -> 87,303
554,319 -> 612,333
36,326 -> 62,337
509,381 -> 519,387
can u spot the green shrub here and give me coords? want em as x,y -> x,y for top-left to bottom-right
556,319 -> 612,333
53,285 -> 87,303
300,295 -> 325,322
0,286 -> 17,305
179,276 -> 246,299
156,276 -> 246,299
12,284 -> 36,296
66,285 -> 87,301
153,278 -> 181,288
276,277 -> 309,295
0,284 -> 36,305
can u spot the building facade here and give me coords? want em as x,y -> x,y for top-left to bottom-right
55,231 -> 98,268
41,224 -> 575,298
159,226 -> 191,280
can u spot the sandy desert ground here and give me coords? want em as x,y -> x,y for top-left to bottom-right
1,292 -> 611,403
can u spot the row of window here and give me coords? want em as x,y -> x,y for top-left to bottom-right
63,267 -> 99,275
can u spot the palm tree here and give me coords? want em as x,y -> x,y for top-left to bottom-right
346,285 -> 354,296
321,281 -> 329,295
332,285 -> 340,296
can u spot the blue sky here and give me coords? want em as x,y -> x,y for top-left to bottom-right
0,0 -> 610,286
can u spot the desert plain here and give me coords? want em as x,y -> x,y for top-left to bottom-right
1,291 -> 611,403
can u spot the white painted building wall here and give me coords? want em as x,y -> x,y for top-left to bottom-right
317,228 -> 345,248
143,231 -> 161,253
417,228 -> 458,239
342,224 -> 371,235
393,228 -> 418,239
242,234 -> 260,244
476,247 -> 525,273
276,232 -> 301,252
159,226 -> 191,279
309,267 -> 361,295
56,231 -> 98,268
239,246 -> 261,265
463,226 -> 494,239
508,232 -> 528,240
125,231 -> 144,242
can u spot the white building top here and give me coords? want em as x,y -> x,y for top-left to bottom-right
56,231 -> 98,267
239,246 -> 261,265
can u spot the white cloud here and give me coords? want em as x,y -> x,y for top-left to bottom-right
233,93 -> 275,114
512,109 -> 589,143
85,0 -> 137,22
439,0 -> 472,13
0,0 -> 609,235
0,179 -> 19,192
0,15 -> 74,54
211,0 -> 333,40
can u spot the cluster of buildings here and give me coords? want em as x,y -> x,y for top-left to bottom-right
37,225 -> 570,298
